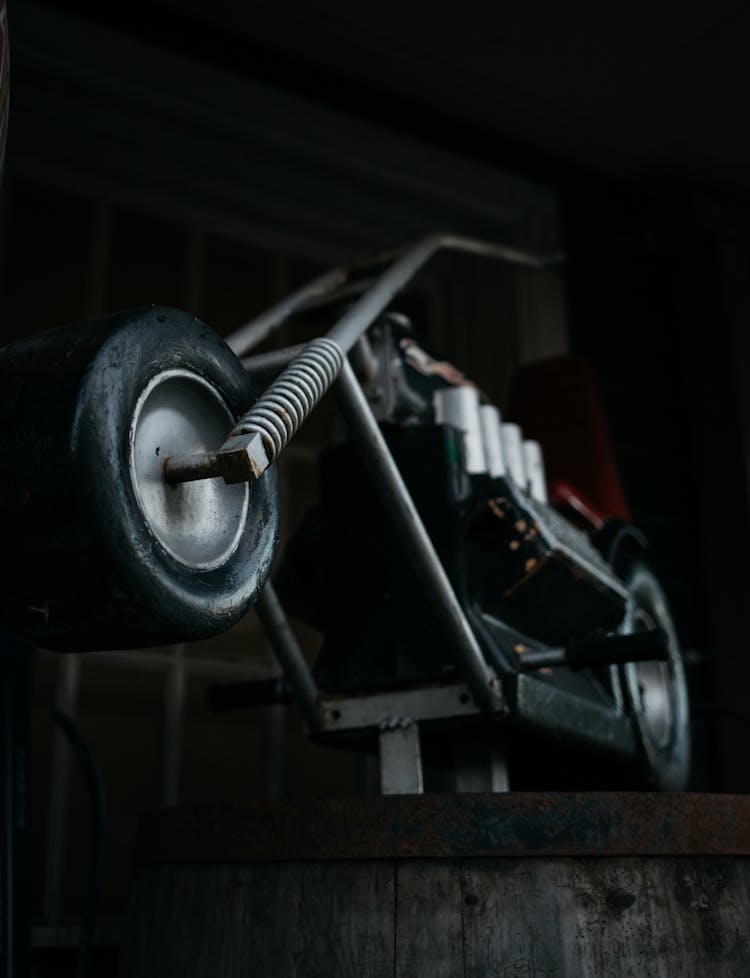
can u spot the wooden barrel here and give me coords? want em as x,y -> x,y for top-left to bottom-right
121,793 -> 750,977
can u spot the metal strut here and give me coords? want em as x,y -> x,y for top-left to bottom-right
334,359 -> 503,711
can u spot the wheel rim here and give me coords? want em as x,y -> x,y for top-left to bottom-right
129,369 -> 249,570
630,606 -> 674,750
619,562 -> 690,789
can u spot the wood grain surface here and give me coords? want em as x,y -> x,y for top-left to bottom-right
121,856 -> 750,977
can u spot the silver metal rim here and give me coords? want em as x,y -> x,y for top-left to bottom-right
620,575 -> 679,753
629,605 -> 674,750
129,369 -> 249,570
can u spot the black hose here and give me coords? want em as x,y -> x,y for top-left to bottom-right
53,708 -> 106,978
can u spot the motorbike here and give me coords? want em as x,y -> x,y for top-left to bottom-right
0,233 -> 690,795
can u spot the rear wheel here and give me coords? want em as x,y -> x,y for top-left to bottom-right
618,559 -> 690,789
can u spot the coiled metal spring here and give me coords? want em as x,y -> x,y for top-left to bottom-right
230,337 -> 344,463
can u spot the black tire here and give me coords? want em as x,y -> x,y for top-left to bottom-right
0,306 -> 279,651
618,559 -> 691,790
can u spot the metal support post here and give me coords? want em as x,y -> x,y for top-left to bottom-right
379,720 -> 423,795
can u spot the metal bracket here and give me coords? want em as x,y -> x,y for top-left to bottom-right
378,719 -> 423,795
319,682 -> 485,734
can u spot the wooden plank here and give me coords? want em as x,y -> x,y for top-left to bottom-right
121,865 -> 236,977
122,862 -> 305,978
221,862 -> 305,978
639,857 -> 750,978
120,864 -> 176,978
395,861 -> 464,978
297,860 -> 395,978
461,857 -> 580,978
122,854 -> 750,977
572,857 -> 663,978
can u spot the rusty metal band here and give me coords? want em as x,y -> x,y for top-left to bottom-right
136,792 -> 750,865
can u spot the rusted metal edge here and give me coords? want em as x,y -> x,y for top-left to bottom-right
135,793 -> 750,866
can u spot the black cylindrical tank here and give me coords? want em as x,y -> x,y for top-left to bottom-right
0,305 -> 279,651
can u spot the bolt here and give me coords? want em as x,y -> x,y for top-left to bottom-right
163,431 -> 270,485
215,432 -> 271,483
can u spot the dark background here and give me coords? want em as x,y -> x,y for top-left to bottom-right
3,1 -> 750,969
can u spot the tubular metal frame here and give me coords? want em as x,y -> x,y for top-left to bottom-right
335,360 -> 503,711
232,233 -> 562,727
227,232 -> 562,358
